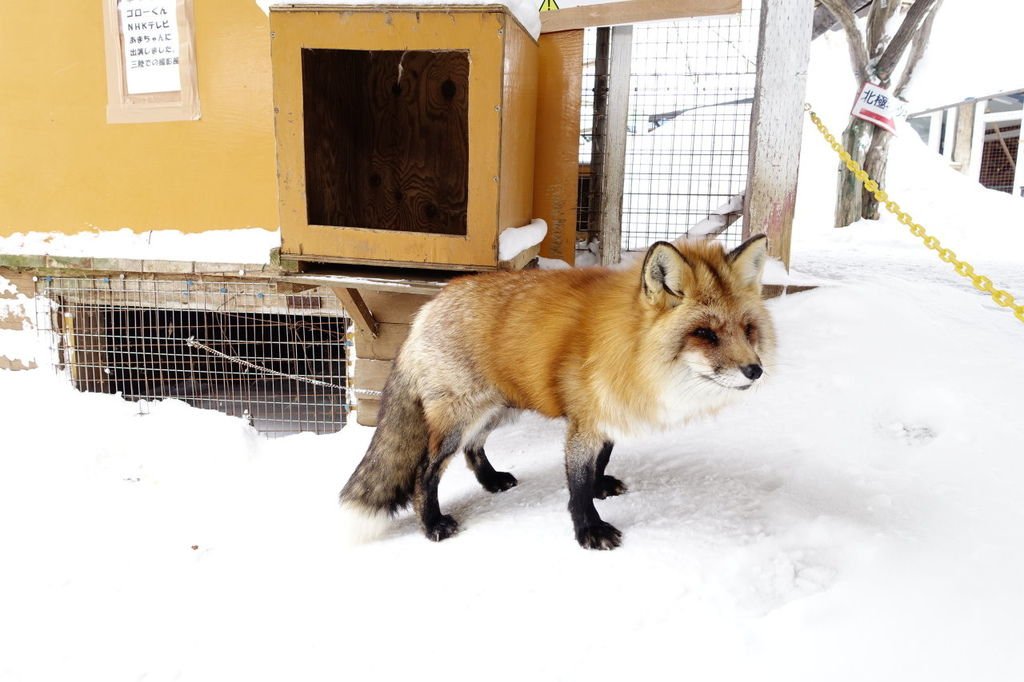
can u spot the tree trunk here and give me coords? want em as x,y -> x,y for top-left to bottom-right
823,0 -> 943,227
861,126 -> 892,219
835,117 -> 872,227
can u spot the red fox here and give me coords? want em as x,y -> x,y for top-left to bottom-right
339,235 -> 776,549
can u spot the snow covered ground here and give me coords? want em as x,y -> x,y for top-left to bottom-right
2,2 -> 1023,680
2,275 -> 1022,681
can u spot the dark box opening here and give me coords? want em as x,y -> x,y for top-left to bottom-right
301,48 -> 470,235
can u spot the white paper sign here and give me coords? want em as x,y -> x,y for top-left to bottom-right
118,0 -> 181,95
852,82 -> 897,134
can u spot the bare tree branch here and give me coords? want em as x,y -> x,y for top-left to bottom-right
813,0 -> 872,39
866,0 -> 899,60
875,0 -> 941,83
820,0 -> 870,82
895,0 -> 944,97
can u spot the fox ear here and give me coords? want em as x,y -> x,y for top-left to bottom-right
641,241 -> 689,307
727,234 -> 768,292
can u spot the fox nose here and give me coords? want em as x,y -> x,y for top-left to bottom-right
740,364 -> 763,381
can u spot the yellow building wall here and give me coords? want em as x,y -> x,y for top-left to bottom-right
0,1 -> 278,237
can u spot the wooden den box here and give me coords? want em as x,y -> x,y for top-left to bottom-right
270,4 -> 538,271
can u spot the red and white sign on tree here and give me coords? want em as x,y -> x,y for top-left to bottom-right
851,82 -> 897,134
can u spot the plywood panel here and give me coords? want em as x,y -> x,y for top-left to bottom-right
497,16 -> 539,252
271,8 -> 525,269
360,291 -> 433,324
355,399 -> 382,426
302,49 -> 469,235
354,358 -> 393,393
354,322 -> 411,361
533,30 -> 583,264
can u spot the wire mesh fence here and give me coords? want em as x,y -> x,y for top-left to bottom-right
579,0 -> 761,253
34,276 -> 351,437
979,123 -> 1020,194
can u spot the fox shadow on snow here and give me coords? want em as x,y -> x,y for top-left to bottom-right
378,427 -> 884,554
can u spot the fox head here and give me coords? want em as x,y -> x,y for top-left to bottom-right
640,235 -> 776,397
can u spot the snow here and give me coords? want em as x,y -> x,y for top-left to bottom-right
0,227 -> 280,265
901,0 -> 1023,112
537,256 -> 572,270
793,15 -> 1024,299
498,218 -> 548,261
254,0 -> 542,40
0,274 -> 37,364
690,193 -> 745,238
2,276 -> 1022,681
2,3 -> 1023,680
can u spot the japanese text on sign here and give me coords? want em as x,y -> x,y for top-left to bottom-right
118,0 -> 181,95
851,82 -> 897,135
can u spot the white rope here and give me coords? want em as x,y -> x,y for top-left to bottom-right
352,388 -> 383,399
185,336 -> 345,390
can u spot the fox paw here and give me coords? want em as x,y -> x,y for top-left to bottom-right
575,521 -> 622,550
481,471 -> 518,493
594,475 -> 627,499
425,515 -> 460,542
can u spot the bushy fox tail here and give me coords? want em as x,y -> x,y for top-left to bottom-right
338,366 -> 428,543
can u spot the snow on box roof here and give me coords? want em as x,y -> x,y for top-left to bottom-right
254,1 -> 542,40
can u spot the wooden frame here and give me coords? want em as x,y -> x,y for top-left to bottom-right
271,5 -> 537,271
102,0 -> 200,124
540,0 -> 741,33
743,0 -> 813,268
533,30 -> 584,264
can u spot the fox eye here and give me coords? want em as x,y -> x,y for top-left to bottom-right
745,323 -> 757,340
692,327 -> 719,345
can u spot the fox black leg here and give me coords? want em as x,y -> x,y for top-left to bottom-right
566,429 -> 622,550
465,447 -> 518,493
593,441 -> 627,499
463,409 -> 518,493
415,429 -> 462,542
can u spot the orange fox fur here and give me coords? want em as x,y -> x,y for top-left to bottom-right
340,235 -> 776,549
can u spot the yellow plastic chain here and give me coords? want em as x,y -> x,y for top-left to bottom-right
806,104 -> 1024,325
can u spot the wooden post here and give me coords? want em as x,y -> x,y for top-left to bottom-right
968,100 -> 986,181
941,106 -> 957,163
534,29 -> 584,265
743,0 -> 813,269
951,102 -> 975,174
1014,115 -> 1024,198
599,24 -> 632,266
588,27 -> 610,251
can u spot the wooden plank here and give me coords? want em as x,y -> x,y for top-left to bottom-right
66,306 -> 110,395
0,269 -> 36,299
588,28 -> 610,250
534,29 -> 583,265
498,243 -> 541,271
991,125 -> 1017,169
968,101 -> 986,181
355,399 -> 381,427
540,0 -> 740,33
354,358 -> 393,393
329,287 -> 380,339
599,25 -> 632,266
743,0 -> 813,269
359,291 -> 432,324
1014,114 -> 1024,197
354,322 -> 411,361
279,252 -> 492,273
498,16 -> 539,264
281,269 -> 449,296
